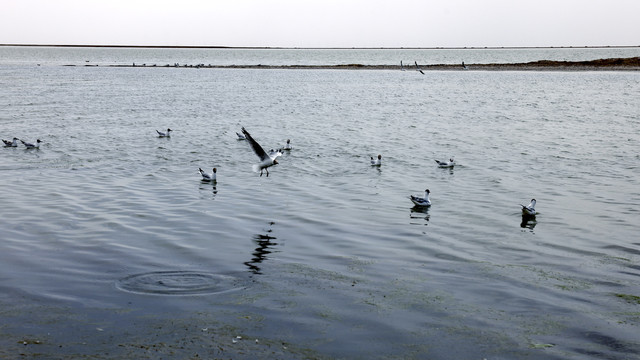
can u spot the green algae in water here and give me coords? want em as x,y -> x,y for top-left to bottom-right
614,293 -> 640,305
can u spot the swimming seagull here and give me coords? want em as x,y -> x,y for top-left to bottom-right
156,128 -> 172,137
236,132 -> 246,140
521,199 -> 537,216
435,158 -> 455,168
410,189 -> 431,207
199,167 -> 217,182
371,154 -> 382,166
21,139 -> 41,149
2,137 -> 19,147
283,139 -> 292,150
241,127 -> 281,177
415,61 -> 424,74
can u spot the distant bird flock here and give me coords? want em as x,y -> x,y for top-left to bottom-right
3,125 -> 537,223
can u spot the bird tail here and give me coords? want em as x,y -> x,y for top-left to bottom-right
20,140 -> 26,145
198,168 -> 204,175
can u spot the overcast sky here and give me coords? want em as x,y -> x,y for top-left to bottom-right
2,0 -> 639,48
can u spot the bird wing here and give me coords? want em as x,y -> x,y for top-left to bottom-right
242,127 -> 269,161
269,149 -> 282,160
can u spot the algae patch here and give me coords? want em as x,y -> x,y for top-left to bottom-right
614,293 -> 640,305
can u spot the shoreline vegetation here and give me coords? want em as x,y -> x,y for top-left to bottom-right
73,57 -> 640,71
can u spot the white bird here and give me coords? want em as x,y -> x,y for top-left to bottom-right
371,154 -> 382,166
236,132 -> 246,140
283,139 -> 292,150
410,189 -> 431,207
242,127 -> 281,177
156,128 -> 172,137
521,199 -> 537,216
199,167 -> 217,182
21,139 -> 41,149
3,137 -> 19,147
435,158 -> 455,168
415,61 -> 424,74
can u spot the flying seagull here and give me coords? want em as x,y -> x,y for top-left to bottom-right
415,61 -> 424,74
241,127 -> 281,177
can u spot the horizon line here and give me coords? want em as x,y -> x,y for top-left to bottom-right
1,44 -> 639,50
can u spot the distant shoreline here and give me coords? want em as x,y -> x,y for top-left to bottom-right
1,44 -> 639,50
72,57 -> 639,71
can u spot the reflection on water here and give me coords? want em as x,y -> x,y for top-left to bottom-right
409,206 -> 431,225
520,214 -> 537,231
198,182 -> 218,199
244,222 -> 278,275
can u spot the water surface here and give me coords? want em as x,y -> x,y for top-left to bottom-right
1,49 -> 639,359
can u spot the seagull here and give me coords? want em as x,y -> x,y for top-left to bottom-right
435,158 -> 455,168
283,139 -> 292,150
236,132 -> 246,140
410,189 -> 431,207
2,137 -> 19,147
415,61 -> 424,74
400,61 -> 405,71
462,61 -> 468,70
199,167 -> 217,182
156,128 -> 172,137
241,127 -> 281,177
521,199 -> 537,216
371,154 -> 382,166
21,139 -> 41,149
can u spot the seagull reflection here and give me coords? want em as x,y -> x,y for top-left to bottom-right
409,206 -> 431,224
244,222 -> 278,275
520,214 -> 537,230
198,182 -> 218,199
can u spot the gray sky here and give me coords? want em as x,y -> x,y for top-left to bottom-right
2,0 -> 639,48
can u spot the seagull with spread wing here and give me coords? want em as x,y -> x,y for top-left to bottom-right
241,127 -> 281,177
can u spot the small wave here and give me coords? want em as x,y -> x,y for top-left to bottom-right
115,271 -> 244,296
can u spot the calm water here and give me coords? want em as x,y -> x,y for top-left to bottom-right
1,45 -> 639,66
1,48 -> 639,359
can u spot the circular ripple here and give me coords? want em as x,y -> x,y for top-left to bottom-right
116,271 -> 243,296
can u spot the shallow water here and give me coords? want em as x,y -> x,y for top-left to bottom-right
1,49 -> 639,359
